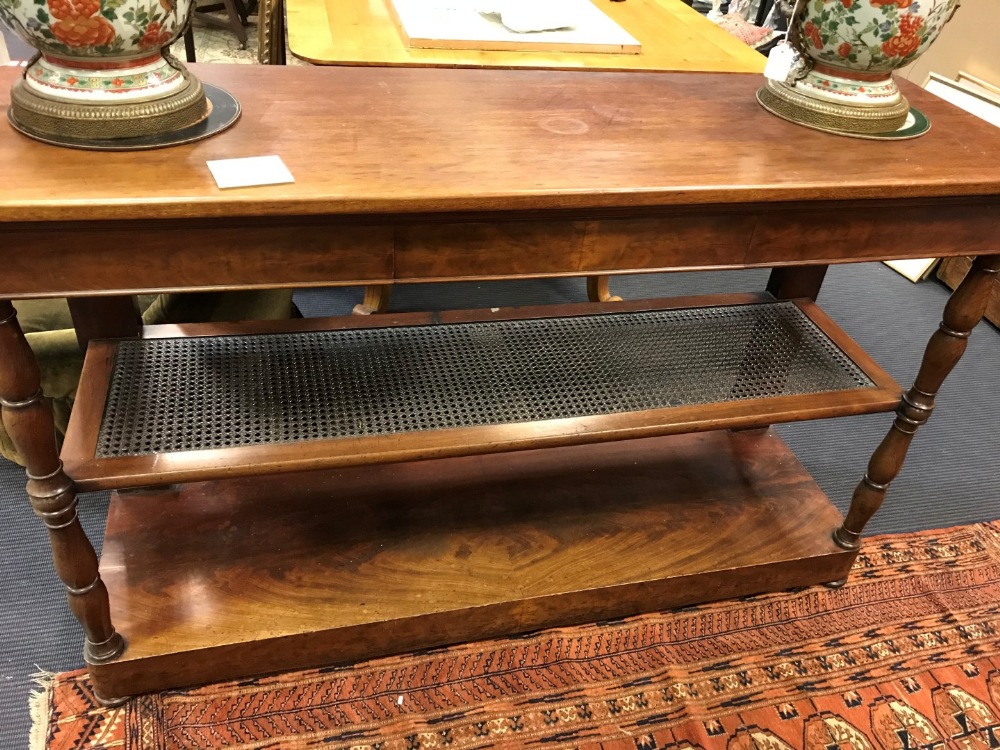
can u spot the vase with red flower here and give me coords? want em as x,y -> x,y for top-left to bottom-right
0,0 -> 208,143
758,0 -> 962,135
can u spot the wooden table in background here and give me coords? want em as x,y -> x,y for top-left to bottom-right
284,0 -> 765,310
938,256 -> 1000,328
1,64 -> 998,704
285,0 -> 766,72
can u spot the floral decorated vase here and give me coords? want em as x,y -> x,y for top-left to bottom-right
0,0 -> 207,142
758,0 -> 962,135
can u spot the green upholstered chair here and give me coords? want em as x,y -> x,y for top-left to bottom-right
0,290 -> 294,466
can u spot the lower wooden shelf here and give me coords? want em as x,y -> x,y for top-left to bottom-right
91,428 -> 856,699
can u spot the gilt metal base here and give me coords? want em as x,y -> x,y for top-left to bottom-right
757,79 -> 910,137
8,83 -> 240,151
8,73 -> 208,144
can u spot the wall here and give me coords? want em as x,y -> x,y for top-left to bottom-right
898,2 -> 1000,86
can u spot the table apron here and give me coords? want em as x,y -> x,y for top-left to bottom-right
1,201 -> 997,297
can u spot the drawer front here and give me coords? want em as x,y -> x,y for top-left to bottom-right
747,203 -> 1000,265
0,223 -> 394,298
394,215 -> 758,280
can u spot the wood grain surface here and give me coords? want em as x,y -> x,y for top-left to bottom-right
91,429 -> 856,697
1,66 -> 999,224
286,0 -> 765,71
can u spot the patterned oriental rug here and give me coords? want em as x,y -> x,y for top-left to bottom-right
34,521 -> 1000,750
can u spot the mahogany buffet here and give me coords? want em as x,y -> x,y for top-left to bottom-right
1,64 -> 999,705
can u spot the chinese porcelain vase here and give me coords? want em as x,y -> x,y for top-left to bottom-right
0,0 -> 207,142
759,0 -> 962,135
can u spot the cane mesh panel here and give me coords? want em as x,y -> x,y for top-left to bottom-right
96,302 -> 873,457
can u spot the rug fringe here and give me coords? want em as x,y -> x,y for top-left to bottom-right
29,670 -> 56,750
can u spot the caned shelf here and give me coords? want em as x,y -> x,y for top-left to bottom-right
62,293 -> 900,490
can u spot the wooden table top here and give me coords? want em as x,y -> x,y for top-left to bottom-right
1,64 -> 1000,225
285,0 -> 766,73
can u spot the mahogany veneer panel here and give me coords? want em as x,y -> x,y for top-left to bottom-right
91,429 -> 855,698
393,215 -> 760,280
746,202 -> 1000,267
61,296 -> 900,490
0,222 -> 393,299
392,203 -> 1000,282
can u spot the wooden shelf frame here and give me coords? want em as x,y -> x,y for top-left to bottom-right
62,294 -> 901,491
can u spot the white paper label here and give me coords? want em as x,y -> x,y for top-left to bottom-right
207,155 -> 295,189
763,41 -> 802,84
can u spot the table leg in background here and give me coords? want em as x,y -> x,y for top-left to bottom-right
586,275 -> 623,303
766,265 -> 830,301
68,295 -> 142,350
354,284 -> 392,315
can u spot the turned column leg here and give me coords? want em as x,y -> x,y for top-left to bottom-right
353,284 -> 392,315
0,301 -> 124,665
834,254 -> 1000,550
586,275 -> 623,303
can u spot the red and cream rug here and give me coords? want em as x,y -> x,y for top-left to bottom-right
34,520 -> 1000,749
